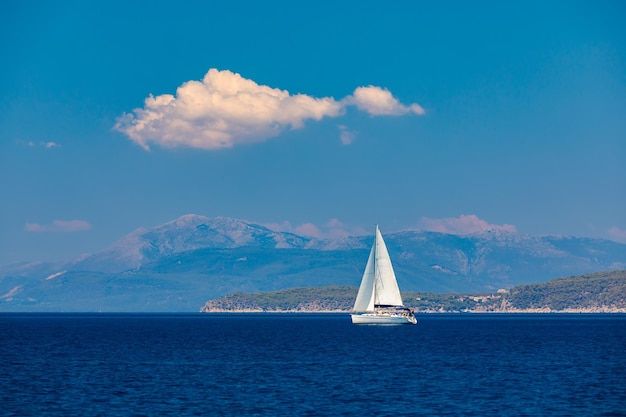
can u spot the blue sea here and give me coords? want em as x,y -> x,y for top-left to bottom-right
1,314 -> 625,416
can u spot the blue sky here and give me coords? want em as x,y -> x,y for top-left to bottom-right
1,0 -> 625,265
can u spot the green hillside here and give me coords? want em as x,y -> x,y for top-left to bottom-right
503,270 -> 626,311
200,270 -> 626,312
201,286 -> 358,312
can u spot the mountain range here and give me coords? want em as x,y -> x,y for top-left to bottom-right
1,214 -> 625,312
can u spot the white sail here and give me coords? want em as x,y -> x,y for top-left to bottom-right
352,226 -> 404,312
352,242 -> 376,311
373,226 -> 404,307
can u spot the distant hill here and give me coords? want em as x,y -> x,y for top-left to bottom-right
500,270 -> 626,312
201,270 -> 626,313
1,214 -> 625,312
201,286 -> 357,312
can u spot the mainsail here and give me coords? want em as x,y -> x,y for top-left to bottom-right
352,226 -> 404,312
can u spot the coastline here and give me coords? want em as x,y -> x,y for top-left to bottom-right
200,308 -> 626,314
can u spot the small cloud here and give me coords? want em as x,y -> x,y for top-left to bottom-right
607,227 -> 626,243
294,223 -> 323,238
263,221 -> 324,238
418,214 -> 517,235
115,68 -> 424,151
25,219 -> 92,233
347,86 -> 425,116
322,218 -> 354,238
260,220 -> 295,235
17,140 -> 61,149
263,218 -> 364,239
337,125 -> 356,145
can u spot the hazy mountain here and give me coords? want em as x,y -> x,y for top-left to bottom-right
1,214 -> 625,312
66,214 -> 311,273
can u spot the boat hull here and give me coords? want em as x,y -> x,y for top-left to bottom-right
351,313 -> 417,325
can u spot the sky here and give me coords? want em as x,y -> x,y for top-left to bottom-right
1,0 -> 625,265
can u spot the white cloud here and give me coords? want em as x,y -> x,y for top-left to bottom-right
25,220 -> 92,233
263,221 -> 324,239
18,140 -> 61,149
264,218 -> 365,239
347,86 -> 425,116
294,223 -> 324,238
418,214 -> 517,235
115,69 -> 424,150
264,221 -> 324,238
607,227 -> 626,243
337,125 -> 356,145
322,218 -> 359,238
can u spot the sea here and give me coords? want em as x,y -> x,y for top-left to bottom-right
1,313 -> 625,416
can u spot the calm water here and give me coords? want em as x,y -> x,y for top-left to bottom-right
1,313 -> 625,416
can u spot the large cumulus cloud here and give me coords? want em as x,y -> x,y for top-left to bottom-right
115,69 -> 424,150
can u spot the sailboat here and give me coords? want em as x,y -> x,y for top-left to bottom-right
351,226 -> 417,325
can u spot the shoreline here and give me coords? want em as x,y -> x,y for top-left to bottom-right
200,308 -> 626,314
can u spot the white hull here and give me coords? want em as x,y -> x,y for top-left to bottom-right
351,313 -> 417,325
